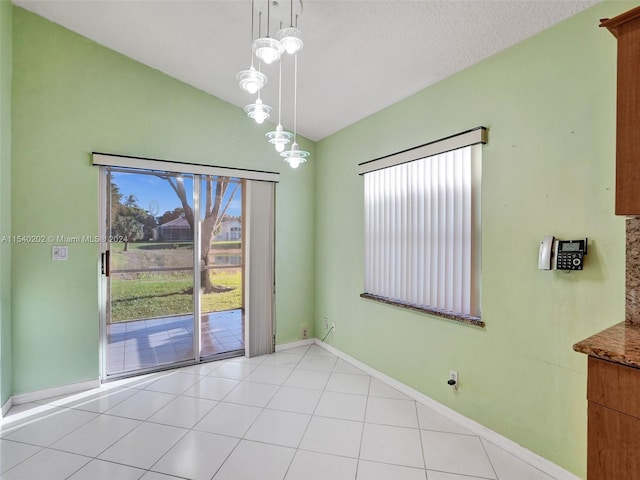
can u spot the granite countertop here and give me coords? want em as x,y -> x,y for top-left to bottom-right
573,322 -> 640,368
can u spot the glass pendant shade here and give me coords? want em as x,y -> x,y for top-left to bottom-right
266,124 -> 293,152
277,27 -> 303,55
281,142 -> 309,168
252,37 -> 284,64
244,97 -> 272,124
236,66 -> 267,94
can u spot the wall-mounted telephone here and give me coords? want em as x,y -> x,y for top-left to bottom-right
538,236 -> 588,271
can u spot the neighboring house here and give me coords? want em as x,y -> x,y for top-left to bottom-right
215,220 -> 242,241
154,218 -> 241,242
154,217 -> 192,242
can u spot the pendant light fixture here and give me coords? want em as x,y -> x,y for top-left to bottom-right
277,0 -> 303,55
252,0 -> 283,65
281,53 -> 310,168
236,0 -> 267,94
244,93 -> 272,124
265,60 -> 293,152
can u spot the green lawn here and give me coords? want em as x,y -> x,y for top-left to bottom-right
110,270 -> 242,322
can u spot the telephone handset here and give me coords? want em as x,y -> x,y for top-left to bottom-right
538,235 -> 555,270
538,236 -> 588,271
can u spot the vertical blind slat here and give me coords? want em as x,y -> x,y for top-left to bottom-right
363,145 -> 479,317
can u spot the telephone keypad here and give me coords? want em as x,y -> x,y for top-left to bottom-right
556,252 -> 583,270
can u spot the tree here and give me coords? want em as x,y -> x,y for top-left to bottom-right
123,194 -> 138,207
110,189 -> 157,250
157,207 -> 185,226
154,174 -> 240,293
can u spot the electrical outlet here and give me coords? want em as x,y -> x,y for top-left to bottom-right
301,326 -> 309,339
323,317 -> 328,329
448,371 -> 459,391
331,321 -> 336,333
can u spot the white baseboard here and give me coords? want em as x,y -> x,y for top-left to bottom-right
0,396 -> 12,418
315,339 -> 581,480
275,338 -> 315,352
11,378 -> 100,406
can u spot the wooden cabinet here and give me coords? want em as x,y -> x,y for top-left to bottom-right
587,357 -> 640,479
600,7 -> 640,215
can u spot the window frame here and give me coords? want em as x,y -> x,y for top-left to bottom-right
358,127 -> 486,328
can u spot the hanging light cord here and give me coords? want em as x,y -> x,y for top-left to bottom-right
250,0 -> 254,43
278,60 -> 283,123
249,0 -> 255,65
289,0 -> 293,27
293,53 -> 298,143
266,0 -> 271,37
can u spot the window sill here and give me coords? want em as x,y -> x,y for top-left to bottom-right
359,293 -> 485,328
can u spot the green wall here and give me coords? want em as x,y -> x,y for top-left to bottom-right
7,0 -> 635,476
0,0 -> 12,407
10,6 -> 315,395
314,2 -> 631,477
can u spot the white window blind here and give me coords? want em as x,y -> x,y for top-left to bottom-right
361,128 -> 485,322
244,180 -> 276,357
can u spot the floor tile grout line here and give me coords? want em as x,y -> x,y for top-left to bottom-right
477,436 -> 501,480
415,398 -> 430,474
0,440 -> 43,477
353,368 -> 375,479
200,351 -> 305,480
479,437 -> 558,480
3,346 -> 553,480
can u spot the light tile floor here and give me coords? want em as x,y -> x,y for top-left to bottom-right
1,344 -> 557,480
107,309 -> 244,375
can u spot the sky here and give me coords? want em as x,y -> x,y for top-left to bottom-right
112,170 -> 242,221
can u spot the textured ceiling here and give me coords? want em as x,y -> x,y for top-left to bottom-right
14,0 -> 599,141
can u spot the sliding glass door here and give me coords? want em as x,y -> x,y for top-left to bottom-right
198,176 -> 245,359
101,167 -> 245,378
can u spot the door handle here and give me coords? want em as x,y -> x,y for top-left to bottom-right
101,250 -> 110,276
